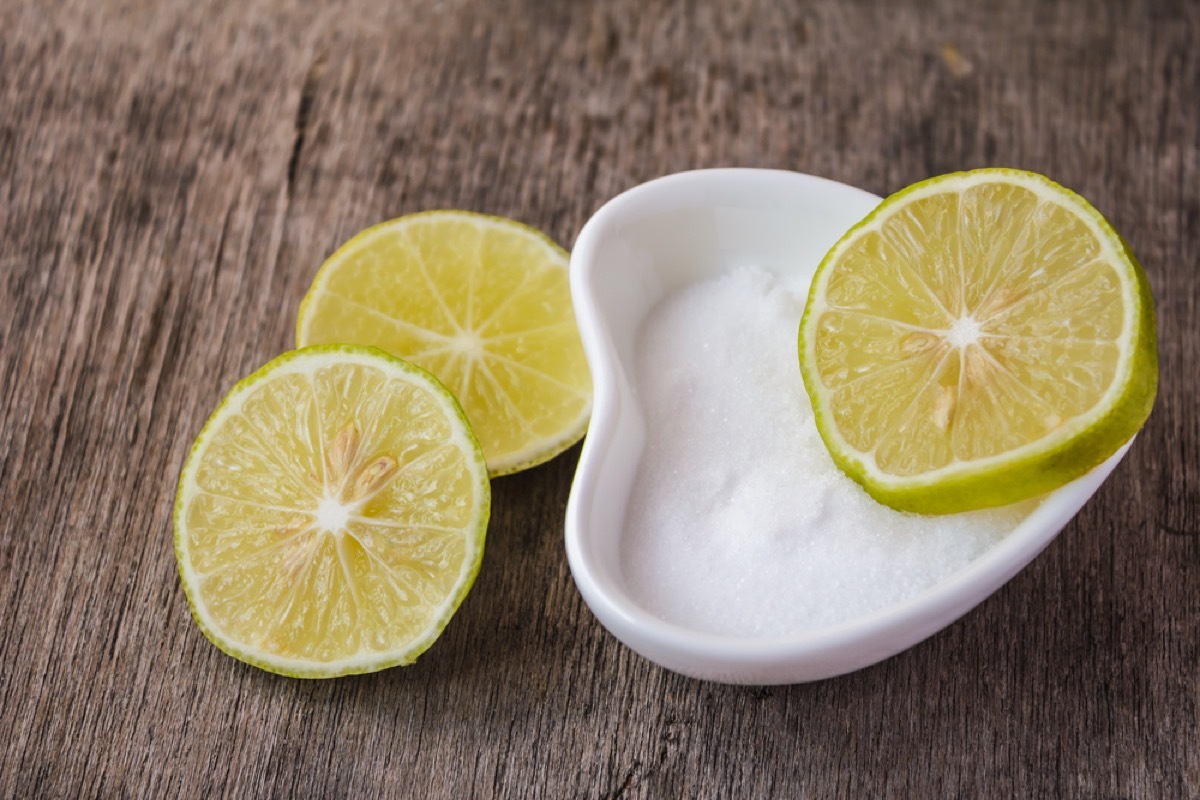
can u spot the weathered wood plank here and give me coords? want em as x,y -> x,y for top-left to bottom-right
1,0 -> 1197,797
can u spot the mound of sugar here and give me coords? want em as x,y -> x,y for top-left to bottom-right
620,266 -> 1033,637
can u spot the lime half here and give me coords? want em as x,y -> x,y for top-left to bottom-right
175,345 -> 490,677
296,211 -> 592,476
799,169 -> 1157,514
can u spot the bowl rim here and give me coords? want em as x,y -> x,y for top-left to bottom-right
565,167 -> 1125,675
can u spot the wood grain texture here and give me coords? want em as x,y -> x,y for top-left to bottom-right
1,0 -> 1197,796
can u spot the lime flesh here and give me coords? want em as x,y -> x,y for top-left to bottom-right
798,169 -> 1157,514
175,345 -> 490,677
296,211 -> 592,476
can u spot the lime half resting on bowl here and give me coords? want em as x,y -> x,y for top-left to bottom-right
296,211 -> 592,477
799,168 -> 1157,514
174,345 -> 490,677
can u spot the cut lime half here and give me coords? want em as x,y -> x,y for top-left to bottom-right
296,211 -> 592,476
798,169 -> 1157,514
174,345 -> 490,677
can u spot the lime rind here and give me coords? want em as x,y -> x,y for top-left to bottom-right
798,168 -> 1157,514
174,344 -> 491,678
295,210 -> 591,478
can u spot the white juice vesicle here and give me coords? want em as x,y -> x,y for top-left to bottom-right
621,266 -> 1036,638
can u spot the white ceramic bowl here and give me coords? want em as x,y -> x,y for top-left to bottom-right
564,168 -> 1130,685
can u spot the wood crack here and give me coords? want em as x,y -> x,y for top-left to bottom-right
285,52 -> 327,200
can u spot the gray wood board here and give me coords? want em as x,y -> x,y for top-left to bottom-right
1,0 -> 1197,796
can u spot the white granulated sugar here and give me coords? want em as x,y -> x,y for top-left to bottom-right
620,266 -> 1034,638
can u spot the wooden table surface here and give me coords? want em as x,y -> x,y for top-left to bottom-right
2,0 -> 1198,796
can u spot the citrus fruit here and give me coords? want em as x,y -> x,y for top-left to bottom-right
174,345 -> 490,677
295,211 -> 592,477
798,169 -> 1157,514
